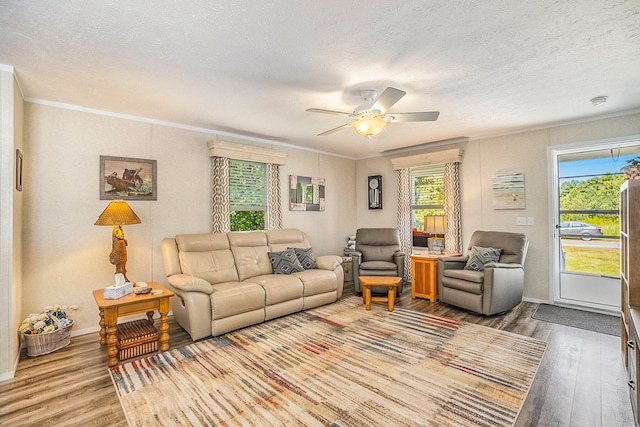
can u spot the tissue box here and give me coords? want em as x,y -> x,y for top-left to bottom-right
104,282 -> 133,299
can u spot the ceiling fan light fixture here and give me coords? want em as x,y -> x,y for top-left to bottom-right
354,117 -> 387,138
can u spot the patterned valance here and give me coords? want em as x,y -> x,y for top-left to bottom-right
208,140 -> 287,165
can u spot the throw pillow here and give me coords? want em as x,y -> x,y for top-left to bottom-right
464,246 -> 502,271
289,247 -> 318,270
268,248 -> 305,274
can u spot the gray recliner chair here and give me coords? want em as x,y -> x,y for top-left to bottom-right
438,230 -> 529,315
352,228 -> 405,295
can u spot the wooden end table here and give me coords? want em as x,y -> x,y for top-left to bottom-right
359,276 -> 402,312
410,253 -> 461,302
92,282 -> 174,367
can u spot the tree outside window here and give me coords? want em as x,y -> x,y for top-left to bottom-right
411,165 -> 445,232
230,160 -> 267,231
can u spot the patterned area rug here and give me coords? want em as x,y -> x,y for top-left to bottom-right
110,297 -> 546,427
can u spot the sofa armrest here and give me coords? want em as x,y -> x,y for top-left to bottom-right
316,255 -> 342,271
167,274 -> 214,294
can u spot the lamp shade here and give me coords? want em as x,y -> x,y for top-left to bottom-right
424,215 -> 448,235
94,200 -> 141,226
354,117 -> 388,138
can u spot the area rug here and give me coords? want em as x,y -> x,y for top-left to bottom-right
532,303 -> 620,336
110,297 -> 547,427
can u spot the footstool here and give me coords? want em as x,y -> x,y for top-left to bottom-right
359,276 -> 402,312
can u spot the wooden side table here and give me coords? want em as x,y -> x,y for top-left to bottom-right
410,253 -> 461,302
359,276 -> 402,311
92,282 -> 174,367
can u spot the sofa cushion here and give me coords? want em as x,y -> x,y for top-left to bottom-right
464,246 -> 501,271
179,249 -> 239,284
266,228 -> 310,251
289,247 -> 317,270
210,281 -> 265,319
292,269 -> 337,296
268,249 -> 305,274
247,275 -> 304,305
176,233 -> 230,252
229,231 -> 273,280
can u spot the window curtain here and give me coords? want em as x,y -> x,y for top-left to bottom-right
444,162 -> 462,253
396,168 -> 412,282
267,163 -> 282,230
208,140 -> 287,233
211,156 -> 231,233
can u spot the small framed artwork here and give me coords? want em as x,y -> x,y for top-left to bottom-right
15,149 -> 23,191
492,172 -> 525,209
100,155 -> 157,200
368,175 -> 382,209
289,175 -> 325,211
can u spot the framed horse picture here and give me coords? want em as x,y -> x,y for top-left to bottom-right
100,155 -> 157,200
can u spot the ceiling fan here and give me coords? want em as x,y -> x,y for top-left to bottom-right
306,87 -> 439,138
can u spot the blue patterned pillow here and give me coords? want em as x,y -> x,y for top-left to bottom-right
268,249 -> 304,274
288,247 -> 317,270
464,246 -> 502,271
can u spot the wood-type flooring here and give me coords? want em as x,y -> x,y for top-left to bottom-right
0,284 -> 634,426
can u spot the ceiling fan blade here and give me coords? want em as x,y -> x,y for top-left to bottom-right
370,87 -> 406,113
389,111 -> 440,122
317,123 -> 353,136
306,108 -> 352,117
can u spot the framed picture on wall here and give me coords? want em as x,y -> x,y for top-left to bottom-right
100,155 -> 157,200
289,175 -> 325,211
492,172 -> 525,209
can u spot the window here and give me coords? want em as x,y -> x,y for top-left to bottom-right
410,164 -> 445,232
229,160 -> 267,231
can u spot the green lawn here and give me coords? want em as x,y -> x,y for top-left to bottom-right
563,246 -> 620,277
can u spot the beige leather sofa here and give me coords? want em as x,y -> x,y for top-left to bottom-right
161,228 -> 344,340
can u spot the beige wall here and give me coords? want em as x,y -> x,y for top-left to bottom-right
357,113 -> 640,302
22,103 -> 356,335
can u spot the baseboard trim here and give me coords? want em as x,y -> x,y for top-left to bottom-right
522,296 -> 549,304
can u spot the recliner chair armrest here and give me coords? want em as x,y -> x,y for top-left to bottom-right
316,255 -> 342,271
167,274 -> 214,294
438,256 -> 468,269
393,251 -> 405,283
351,251 -> 362,293
393,251 -> 405,263
485,262 -> 523,270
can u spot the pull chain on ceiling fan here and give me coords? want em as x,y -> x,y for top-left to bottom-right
306,87 -> 439,138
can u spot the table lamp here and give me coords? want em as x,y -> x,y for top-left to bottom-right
425,215 -> 448,254
95,200 -> 141,282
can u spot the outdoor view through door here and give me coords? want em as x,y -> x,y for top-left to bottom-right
556,143 -> 640,310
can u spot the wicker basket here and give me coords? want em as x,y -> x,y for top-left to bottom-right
22,316 -> 74,357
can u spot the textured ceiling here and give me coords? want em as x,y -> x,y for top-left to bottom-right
1,1 -> 639,158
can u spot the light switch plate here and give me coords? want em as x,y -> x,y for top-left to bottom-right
516,217 -> 526,226
527,217 -> 534,226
